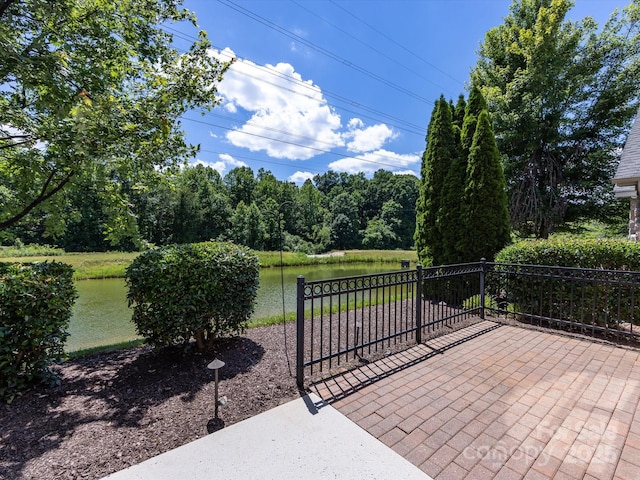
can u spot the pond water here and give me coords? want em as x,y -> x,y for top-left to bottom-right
67,263 -> 403,352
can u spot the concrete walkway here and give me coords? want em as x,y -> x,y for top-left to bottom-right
103,393 -> 432,480
312,321 -> 640,479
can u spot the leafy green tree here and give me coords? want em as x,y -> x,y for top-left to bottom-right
330,214 -> 357,250
362,199 -> 403,250
472,0 -> 640,237
230,201 -> 265,250
329,191 -> 362,249
362,169 -> 394,222
415,96 -> 458,265
254,168 -> 298,235
0,0 -> 230,239
313,170 -> 341,196
176,164 -> 231,243
380,200 -> 402,233
255,169 -> 280,206
460,110 -> 511,261
386,174 -> 420,249
61,174 -> 138,251
361,217 -> 398,249
296,179 -> 325,241
224,167 -> 256,207
131,174 -> 178,246
260,198 -> 282,251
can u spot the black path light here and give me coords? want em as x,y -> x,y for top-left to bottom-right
207,358 -> 225,419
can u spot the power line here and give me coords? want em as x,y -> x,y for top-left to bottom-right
196,148 -> 327,176
213,51 -> 427,136
162,24 -> 427,136
329,0 -> 466,87
215,0 -> 434,105
182,115 -> 420,172
292,0 -> 457,97
162,14 -> 428,176
200,102 -> 421,157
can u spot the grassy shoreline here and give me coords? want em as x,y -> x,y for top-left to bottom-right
1,249 -> 418,280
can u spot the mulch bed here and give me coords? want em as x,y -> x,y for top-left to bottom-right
0,323 -> 301,480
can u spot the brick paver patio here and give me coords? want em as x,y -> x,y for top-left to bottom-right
311,321 -> 640,479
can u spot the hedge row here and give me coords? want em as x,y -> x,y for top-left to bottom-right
491,239 -> 640,327
0,261 -> 77,403
495,238 -> 640,269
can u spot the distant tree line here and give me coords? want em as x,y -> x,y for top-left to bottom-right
2,166 -> 420,253
2,0 -> 638,257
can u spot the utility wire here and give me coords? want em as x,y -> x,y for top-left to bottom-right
292,0 -> 456,97
182,115 -> 420,171
163,24 -> 428,135
215,0 -> 434,105
197,148 -> 327,176
330,0 -> 465,87
201,108 -> 416,159
219,59 -> 427,136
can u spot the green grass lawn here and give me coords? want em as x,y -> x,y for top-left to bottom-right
2,249 -> 418,280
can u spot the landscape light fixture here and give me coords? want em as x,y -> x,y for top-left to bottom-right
207,358 -> 225,419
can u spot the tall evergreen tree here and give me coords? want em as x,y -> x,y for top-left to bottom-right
438,87 -> 491,263
460,110 -> 511,261
460,85 -> 488,155
415,96 -> 458,265
439,130 -> 465,264
453,94 -> 467,130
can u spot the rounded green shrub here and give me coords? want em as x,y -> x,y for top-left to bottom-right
0,261 -> 77,403
125,242 -> 259,351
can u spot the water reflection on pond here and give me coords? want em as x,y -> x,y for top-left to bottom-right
68,263 -> 403,352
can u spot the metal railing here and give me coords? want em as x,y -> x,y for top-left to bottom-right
296,263 -> 484,388
486,262 -> 640,342
295,261 -> 640,388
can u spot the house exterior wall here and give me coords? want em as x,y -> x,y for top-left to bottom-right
630,196 -> 639,241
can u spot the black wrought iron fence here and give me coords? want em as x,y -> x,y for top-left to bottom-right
486,262 -> 640,342
295,263 -> 484,388
295,260 -> 640,388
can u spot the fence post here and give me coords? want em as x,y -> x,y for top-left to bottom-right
480,258 -> 486,320
416,264 -> 423,344
296,275 -> 305,389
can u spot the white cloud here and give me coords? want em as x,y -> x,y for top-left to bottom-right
347,118 -> 364,129
288,171 -> 315,184
223,103 -> 237,114
393,169 -> 419,177
192,153 -> 247,176
328,149 -> 420,175
210,48 -> 343,160
343,120 -> 397,153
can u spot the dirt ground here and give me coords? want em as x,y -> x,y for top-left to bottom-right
0,322 -> 301,480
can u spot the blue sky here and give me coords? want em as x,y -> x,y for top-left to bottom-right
174,0 -> 630,184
